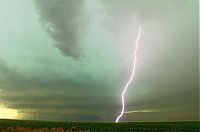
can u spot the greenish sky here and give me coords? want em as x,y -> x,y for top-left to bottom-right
0,0 -> 198,121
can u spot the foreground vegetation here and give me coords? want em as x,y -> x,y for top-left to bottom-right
0,119 -> 199,132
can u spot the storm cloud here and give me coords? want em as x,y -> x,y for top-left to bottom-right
34,0 -> 87,58
0,0 -> 198,121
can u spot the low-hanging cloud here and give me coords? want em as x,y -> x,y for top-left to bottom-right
34,0 -> 87,59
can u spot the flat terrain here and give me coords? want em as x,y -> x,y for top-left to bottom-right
0,119 -> 199,132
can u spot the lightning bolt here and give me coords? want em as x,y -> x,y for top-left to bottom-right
115,26 -> 142,123
124,109 -> 157,114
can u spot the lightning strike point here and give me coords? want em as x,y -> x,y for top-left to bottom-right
115,26 -> 142,123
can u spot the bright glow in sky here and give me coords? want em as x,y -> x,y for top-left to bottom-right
0,107 -> 18,119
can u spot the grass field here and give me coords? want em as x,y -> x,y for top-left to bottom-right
0,119 -> 199,132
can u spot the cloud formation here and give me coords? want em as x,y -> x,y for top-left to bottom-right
34,0 -> 87,59
0,0 -> 198,121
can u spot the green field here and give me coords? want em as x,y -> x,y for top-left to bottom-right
0,119 -> 199,132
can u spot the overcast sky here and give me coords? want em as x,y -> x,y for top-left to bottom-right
0,0 -> 198,121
